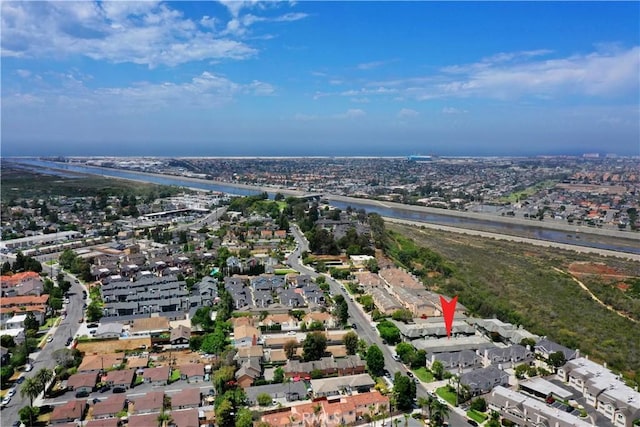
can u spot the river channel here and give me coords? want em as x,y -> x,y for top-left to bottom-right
9,158 -> 639,255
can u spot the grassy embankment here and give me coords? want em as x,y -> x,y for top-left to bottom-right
0,163 -> 186,202
386,223 -> 640,385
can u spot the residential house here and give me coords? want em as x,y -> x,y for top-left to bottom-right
0,271 -> 43,297
235,358 -> 262,388
487,386 -> 595,427
426,350 -> 483,373
92,395 -> 127,420
235,345 -> 264,364
394,318 -> 476,340
460,365 -> 510,396
233,324 -> 261,348
85,419 -> 119,427
127,355 -> 149,370
178,363 -> 205,383
94,322 -> 123,339
128,413 -> 159,427
284,355 -> 366,379
170,325 -> 191,348
50,400 -> 86,424
169,408 -> 200,427
278,288 -> 305,307
132,390 -> 164,414
246,382 -> 308,405
130,316 -> 171,339
310,374 -> 376,398
261,313 -> 299,331
558,357 -> 640,427
288,274 -> 313,288
470,318 -> 539,345
79,354 -> 124,373
260,391 -> 388,427
143,366 -> 170,386
482,344 -> 535,369
170,388 -> 201,410
104,369 -> 135,390
66,372 -> 98,394
302,312 -> 337,329
535,338 -> 578,362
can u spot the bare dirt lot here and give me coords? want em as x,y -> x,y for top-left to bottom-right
76,337 -> 151,354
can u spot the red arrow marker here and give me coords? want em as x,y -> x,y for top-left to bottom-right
440,295 -> 458,338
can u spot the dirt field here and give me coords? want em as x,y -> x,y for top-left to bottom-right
76,337 -> 151,354
569,261 -> 621,275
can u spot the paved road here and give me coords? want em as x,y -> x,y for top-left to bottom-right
2,265 -> 86,424
287,226 -> 469,426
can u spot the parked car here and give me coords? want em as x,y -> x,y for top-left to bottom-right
46,336 -> 53,343
467,420 -> 478,426
99,385 -> 111,393
24,364 -> 33,372
16,375 -> 25,384
79,317 -> 84,323
113,387 -> 126,393
75,390 -> 90,398
7,388 -> 16,398
406,371 -> 414,378
66,337 -> 73,346
1,396 -> 11,407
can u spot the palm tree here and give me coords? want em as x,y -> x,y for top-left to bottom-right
417,396 -> 432,421
35,367 -> 54,396
430,401 -> 450,427
157,410 -> 173,427
20,377 -> 41,427
20,377 -> 41,407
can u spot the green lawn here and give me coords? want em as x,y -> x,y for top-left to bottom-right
169,369 -> 181,383
274,269 -> 297,275
467,410 -> 488,423
39,316 -> 60,330
412,367 -> 434,382
435,386 -> 457,406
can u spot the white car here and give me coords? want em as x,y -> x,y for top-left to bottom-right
24,364 -> 33,372
1,396 -> 11,406
46,336 -> 54,343
7,388 -> 16,398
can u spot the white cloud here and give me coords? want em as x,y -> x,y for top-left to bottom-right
442,107 -> 467,114
332,46 -> 640,102
0,1 -> 304,67
398,108 -> 419,118
357,60 -> 387,70
293,113 -> 317,121
3,71 -> 275,114
334,108 -> 366,119
274,12 -> 308,22
15,69 -> 31,78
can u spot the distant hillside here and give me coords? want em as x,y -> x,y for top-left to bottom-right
386,222 -> 640,386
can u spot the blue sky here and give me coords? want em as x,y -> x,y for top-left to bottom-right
2,1 -> 639,157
